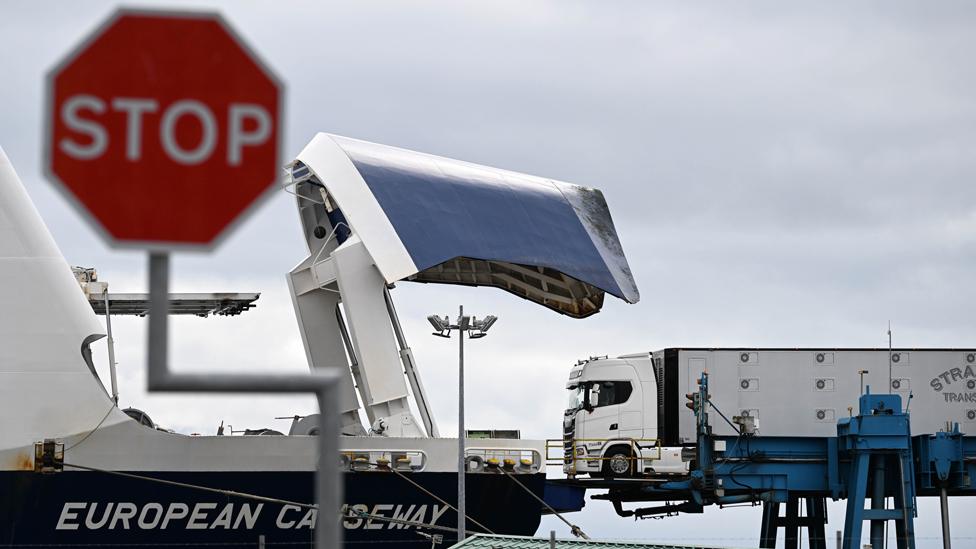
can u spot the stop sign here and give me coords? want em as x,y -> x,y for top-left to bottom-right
44,9 -> 282,249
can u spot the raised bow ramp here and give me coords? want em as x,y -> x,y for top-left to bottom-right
293,133 -> 639,318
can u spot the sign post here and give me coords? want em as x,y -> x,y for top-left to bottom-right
44,9 -> 339,548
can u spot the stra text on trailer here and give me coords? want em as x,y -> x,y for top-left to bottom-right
564,348 -> 976,478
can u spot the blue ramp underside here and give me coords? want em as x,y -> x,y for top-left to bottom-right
327,136 -> 639,318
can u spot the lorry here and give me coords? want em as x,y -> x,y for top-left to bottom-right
563,347 -> 976,478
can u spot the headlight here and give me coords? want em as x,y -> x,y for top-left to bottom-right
576,447 -> 586,456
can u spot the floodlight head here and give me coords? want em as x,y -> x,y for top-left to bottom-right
427,315 -> 449,332
467,315 -> 497,339
479,315 -> 498,332
428,315 -> 453,337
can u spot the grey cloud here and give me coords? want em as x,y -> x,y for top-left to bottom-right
2,1 -> 975,546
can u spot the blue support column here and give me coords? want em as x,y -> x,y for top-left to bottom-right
785,498 -> 799,549
760,501 -> 779,549
837,389 -> 916,549
893,451 -> 915,549
760,497 -> 827,549
807,497 -> 827,549
842,453 -> 870,549
870,456 -> 886,549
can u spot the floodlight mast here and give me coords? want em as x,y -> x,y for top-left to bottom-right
428,305 -> 497,542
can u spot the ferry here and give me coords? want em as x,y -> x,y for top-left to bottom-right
0,134 -> 638,547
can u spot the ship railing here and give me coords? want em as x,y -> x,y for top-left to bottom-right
465,446 -> 543,474
545,438 -> 662,476
340,449 -> 428,473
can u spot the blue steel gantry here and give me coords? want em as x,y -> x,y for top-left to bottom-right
595,372 -> 973,549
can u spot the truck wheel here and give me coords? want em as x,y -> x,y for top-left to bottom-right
602,446 -> 634,478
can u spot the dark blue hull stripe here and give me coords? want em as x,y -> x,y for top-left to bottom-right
0,471 -> 545,548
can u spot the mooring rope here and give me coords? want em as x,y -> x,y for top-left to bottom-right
496,466 -> 590,539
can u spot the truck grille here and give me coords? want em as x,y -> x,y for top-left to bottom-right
562,415 -> 575,465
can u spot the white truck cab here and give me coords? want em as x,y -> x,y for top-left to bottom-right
563,354 -> 688,477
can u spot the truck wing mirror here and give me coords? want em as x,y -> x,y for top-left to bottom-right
585,383 -> 599,412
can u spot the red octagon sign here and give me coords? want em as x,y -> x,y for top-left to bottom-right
44,9 -> 282,249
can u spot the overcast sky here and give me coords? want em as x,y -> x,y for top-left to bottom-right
3,1 -> 976,547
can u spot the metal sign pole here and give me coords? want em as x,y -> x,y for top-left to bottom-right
147,252 -> 341,548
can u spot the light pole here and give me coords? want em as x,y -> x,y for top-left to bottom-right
428,306 -> 497,542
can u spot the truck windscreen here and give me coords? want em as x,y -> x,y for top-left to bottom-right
567,384 -> 586,411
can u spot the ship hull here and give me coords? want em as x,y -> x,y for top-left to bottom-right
0,470 -> 545,547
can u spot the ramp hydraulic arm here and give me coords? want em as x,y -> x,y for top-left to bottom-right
285,142 -> 437,438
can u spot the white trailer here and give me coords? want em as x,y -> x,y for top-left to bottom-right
563,348 -> 976,477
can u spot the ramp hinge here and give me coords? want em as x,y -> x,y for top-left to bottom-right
34,439 -> 64,474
